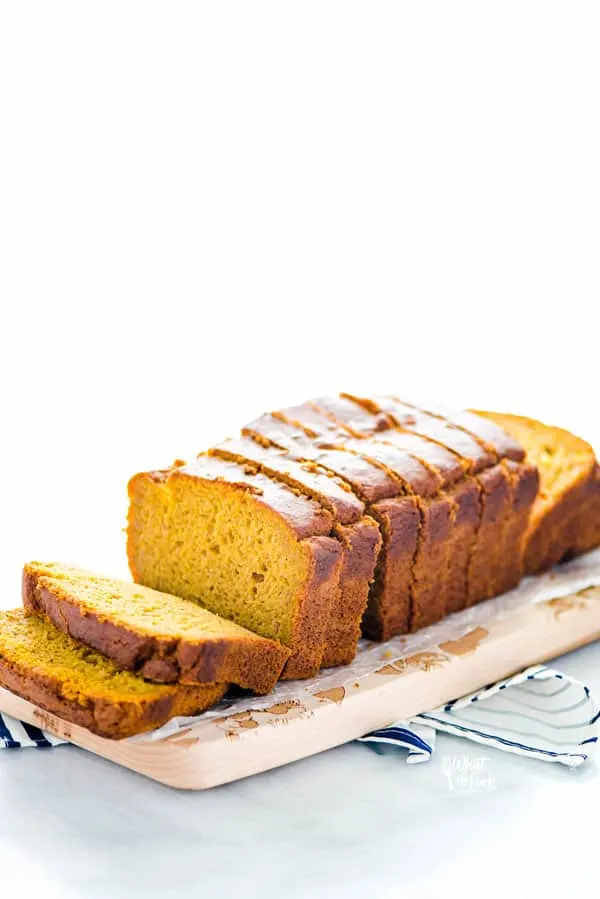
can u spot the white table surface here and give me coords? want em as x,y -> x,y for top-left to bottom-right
1,640 -> 597,899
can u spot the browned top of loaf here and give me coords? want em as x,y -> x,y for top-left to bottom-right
401,398 -> 526,462
340,437 -> 442,497
173,455 -> 334,540
346,394 -> 496,473
244,414 -> 401,503
209,437 -> 364,525
278,403 -> 442,498
313,395 -> 466,487
277,403 -> 349,439
310,395 -> 393,436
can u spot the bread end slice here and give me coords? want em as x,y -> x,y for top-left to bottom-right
473,411 -> 599,573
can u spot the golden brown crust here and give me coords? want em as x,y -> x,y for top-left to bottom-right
362,496 -> 420,640
465,463 -> 511,602
321,517 -> 381,667
0,650 -> 226,740
494,460 -> 540,591
411,401 -> 526,462
374,428 -> 466,485
209,437 -> 364,525
245,414 -> 400,502
442,478 -> 481,615
348,395 -> 496,473
278,403 -> 441,496
311,395 -> 393,437
22,570 -> 290,695
340,437 -> 442,497
178,456 -> 334,540
409,494 -> 454,630
281,535 -> 343,679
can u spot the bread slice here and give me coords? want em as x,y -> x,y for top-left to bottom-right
127,456 -> 342,680
0,610 -> 226,739
22,562 -> 290,694
473,411 -> 600,573
209,438 -> 381,667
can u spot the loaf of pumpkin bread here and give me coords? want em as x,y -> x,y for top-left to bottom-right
5,396 -> 595,744
128,394 -> 600,671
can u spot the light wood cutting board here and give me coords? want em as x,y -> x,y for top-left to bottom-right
0,586 -> 598,789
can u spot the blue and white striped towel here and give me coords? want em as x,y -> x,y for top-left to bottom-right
358,665 -> 599,767
0,713 -> 64,749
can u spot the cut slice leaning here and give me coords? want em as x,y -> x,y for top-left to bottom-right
23,561 -> 291,694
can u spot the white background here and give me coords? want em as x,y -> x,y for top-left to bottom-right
0,3 -> 599,896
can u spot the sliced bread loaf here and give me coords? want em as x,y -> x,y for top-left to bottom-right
128,456 -> 342,679
23,562 -> 290,694
0,610 -> 226,739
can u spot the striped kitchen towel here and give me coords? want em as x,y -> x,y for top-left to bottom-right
359,665 -> 599,767
0,712 -> 65,749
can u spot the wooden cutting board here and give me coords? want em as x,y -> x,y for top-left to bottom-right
0,585 -> 598,790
